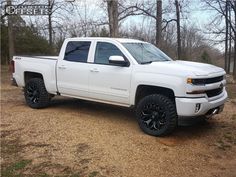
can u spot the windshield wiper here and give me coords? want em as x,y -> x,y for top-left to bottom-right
140,61 -> 153,64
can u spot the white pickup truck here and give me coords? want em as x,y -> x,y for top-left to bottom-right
12,37 -> 228,136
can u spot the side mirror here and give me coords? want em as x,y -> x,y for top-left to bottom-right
109,56 -> 128,66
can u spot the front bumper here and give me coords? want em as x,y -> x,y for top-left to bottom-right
175,90 -> 228,117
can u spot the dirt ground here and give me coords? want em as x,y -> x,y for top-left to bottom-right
1,66 -> 236,177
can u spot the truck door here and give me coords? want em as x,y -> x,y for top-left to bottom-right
89,41 -> 132,105
57,41 -> 91,98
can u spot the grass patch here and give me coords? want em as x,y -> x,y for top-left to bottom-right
37,173 -> 51,177
89,171 -> 99,177
11,160 -> 32,171
1,160 -> 32,177
0,129 -> 26,177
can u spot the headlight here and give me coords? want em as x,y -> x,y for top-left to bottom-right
187,78 -> 206,85
187,78 -> 192,84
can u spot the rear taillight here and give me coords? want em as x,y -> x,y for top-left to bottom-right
10,60 -> 15,73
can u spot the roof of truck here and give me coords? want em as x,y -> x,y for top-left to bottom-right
66,37 -> 145,43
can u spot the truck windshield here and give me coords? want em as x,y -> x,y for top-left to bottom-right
122,43 -> 172,64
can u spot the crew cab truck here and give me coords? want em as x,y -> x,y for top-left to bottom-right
12,37 -> 228,136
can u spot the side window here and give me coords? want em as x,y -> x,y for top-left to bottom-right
64,41 -> 91,62
95,42 -> 124,65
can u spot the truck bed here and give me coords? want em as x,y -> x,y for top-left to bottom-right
13,55 -> 58,94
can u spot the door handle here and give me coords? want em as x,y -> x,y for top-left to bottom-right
58,65 -> 66,69
90,68 -> 99,73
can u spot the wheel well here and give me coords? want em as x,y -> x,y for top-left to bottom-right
24,72 -> 43,85
135,85 -> 175,105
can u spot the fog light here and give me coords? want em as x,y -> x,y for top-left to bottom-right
195,103 -> 201,113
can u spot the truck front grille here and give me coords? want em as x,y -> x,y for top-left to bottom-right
206,87 -> 223,97
192,75 -> 224,85
205,76 -> 224,84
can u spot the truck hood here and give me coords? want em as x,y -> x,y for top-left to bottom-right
139,60 -> 225,77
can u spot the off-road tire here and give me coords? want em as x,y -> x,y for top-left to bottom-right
24,78 -> 50,109
136,94 -> 177,136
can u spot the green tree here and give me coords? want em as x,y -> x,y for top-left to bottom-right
1,17 -> 52,64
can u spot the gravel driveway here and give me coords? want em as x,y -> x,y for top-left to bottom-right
1,67 -> 236,177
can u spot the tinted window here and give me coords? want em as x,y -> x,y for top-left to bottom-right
95,42 -> 123,64
64,41 -> 91,62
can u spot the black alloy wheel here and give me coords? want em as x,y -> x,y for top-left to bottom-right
24,78 -> 50,108
136,94 -> 177,136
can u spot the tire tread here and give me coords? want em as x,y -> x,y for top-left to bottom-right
24,78 -> 50,109
136,94 -> 177,136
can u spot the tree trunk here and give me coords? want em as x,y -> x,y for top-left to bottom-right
228,3 -> 231,74
234,41 -> 236,79
48,14 -> 52,46
7,0 -> 15,63
156,0 -> 162,47
48,0 -> 53,46
107,0 -> 118,37
175,0 -> 181,60
225,0 -> 229,73
233,1 -> 236,79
